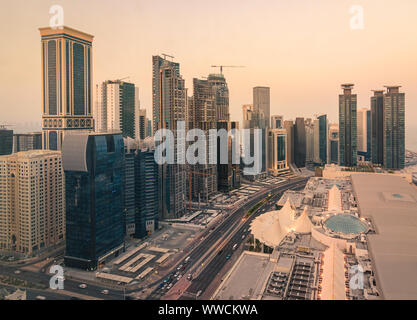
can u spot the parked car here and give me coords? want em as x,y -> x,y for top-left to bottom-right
79,284 -> 87,289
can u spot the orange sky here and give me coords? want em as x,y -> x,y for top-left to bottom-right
1,0 -> 417,147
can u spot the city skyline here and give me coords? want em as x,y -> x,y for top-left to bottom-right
1,0 -> 417,152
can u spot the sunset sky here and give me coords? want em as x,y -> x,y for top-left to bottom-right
1,0 -> 416,148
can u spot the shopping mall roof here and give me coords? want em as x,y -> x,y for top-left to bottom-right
351,174 -> 417,299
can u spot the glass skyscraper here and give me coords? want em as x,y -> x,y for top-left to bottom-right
383,86 -> 405,169
339,84 -> 357,167
0,128 -> 13,155
62,132 -> 125,270
371,90 -> 385,165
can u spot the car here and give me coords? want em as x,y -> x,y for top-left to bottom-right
79,284 -> 87,289
226,254 -> 231,260
177,275 -> 182,280
167,284 -> 173,290
14,270 -> 21,274
36,296 -> 46,300
196,290 -> 202,297
177,264 -> 183,271
101,290 -> 109,295
187,274 -> 193,281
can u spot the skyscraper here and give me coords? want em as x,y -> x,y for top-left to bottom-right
357,108 -> 371,161
267,128 -> 288,175
253,87 -> 270,127
13,132 -> 42,153
39,26 -> 94,150
339,84 -> 357,167
294,117 -> 306,168
209,74 -> 230,122
283,120 -> 295,166
190,78 -> 217,200
0,151 -> 65,255
371,90 -> 384,166
328,124 -> 339,164
152,55 -> 187,218
137,109 -> 147,140
0,127 -> 13,155
271,115 -> 284,129
95,80 -> 136,138
383,86 -> 405,169
313,114 -> 328,165
62,132 -> 125,269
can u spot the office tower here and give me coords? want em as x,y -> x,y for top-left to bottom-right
39,26 -> 94,150
339,84 -> 357,167
371,90 -> 384,165
208,74 -> 230,122
253,87 -> 270,127
137,109 -> 147,140
135,87 -> 140,137
146,119 -> 152,137
124,138 -> 136,236
271,115 -> 284,129
305,118 -> 315,164
283,120 -> 295,166
135,142 -> 159,238
152,55 -> 187,218
383,86 -> 405,169
0,127 -> 13,155
190,78 -> 217,200
0,151 -> 65,255
267,128 -> 288,175
230,121 -> 241,188
96,80 -> 136,138
294,117 -> 306,168
328,124 -> 339,164
313,115 -> 328,165
357,108 -> 371,161
13,132 -> 42,153
62,132 -> 125,269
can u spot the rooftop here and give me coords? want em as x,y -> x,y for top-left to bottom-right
351,174 -> 417,299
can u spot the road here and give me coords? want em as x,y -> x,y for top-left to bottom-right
147,177 -> 308,300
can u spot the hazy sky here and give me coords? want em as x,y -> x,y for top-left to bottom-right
1,0 -> 417,145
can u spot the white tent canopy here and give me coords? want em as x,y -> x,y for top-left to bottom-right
250,199 -> 313,247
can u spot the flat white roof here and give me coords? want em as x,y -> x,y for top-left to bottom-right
351,174 -> 417,299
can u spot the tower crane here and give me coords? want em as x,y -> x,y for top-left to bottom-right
211,65 -> 245,75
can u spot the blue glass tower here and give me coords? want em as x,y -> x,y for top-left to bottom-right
62,133 -> 125,270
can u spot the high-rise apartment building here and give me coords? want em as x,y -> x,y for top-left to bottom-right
0,127 -> 13,155
371,90 -> 384,166
39,26 -> 94,150
305,118 -> 315,164
253,87 -> 270,127
339,84 -> 357,167
383,86 -> 405,169
13,132 -> 42,153
190,78 -> 217,200
137,109 -> 147,140
62,132 -> 125,269
0,151 -> 65,255
152,55 -> 187,219
95,80 -> 136,138
208,74 -> 230,122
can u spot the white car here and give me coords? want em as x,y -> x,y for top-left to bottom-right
79,284 -> 87,289
101,290 -> 109,295
36,296 -> 46,300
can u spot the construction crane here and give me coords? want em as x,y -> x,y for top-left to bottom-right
161,53 -> 175,61
188,170 -> 215,210
111,76 -> 130,82
211,65 -> 245,75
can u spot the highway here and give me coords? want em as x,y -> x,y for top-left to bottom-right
147,177 -> 308,300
